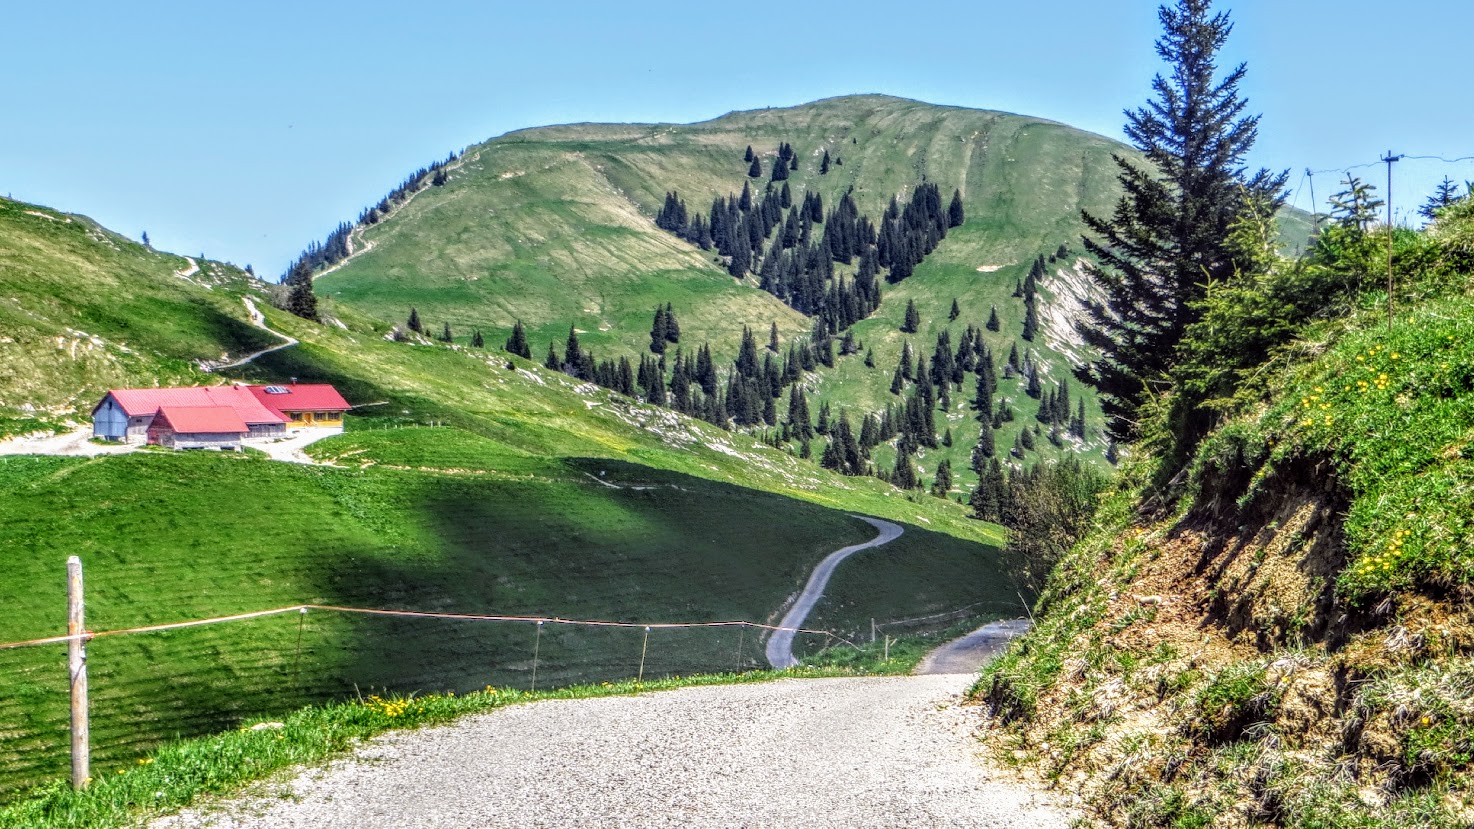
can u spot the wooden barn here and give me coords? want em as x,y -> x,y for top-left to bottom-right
146,406 -> 249,450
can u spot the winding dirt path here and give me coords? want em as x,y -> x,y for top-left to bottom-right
203,297 -> 298,372
766,516 -> 903,668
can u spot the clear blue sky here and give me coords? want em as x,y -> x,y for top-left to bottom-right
4,1 -> 1470,278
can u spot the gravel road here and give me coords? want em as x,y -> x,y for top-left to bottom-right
766,516 -> 903,668
916,619 -> 1033,675
152,673 -> 1069,829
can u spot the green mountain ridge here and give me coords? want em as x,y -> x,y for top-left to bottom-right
311,94 -> 1178,486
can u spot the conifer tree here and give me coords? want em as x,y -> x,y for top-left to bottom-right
931,459 -> 953,497
1420,177 -> 1464,220
1077,0 -> 1287,440
986,305 -> 1001,332
972,423 -> 996,469
545,342 -> 560,370
283,261 -> 319,321
744,145 -> 754,163
892,447 -> 919,490
505,320 -> 531,358
1327,176 -> 1384,232
650,306 -> 669,354
441,322 -> 454,343
901,299 -> 921,333
748,157 -> 762,178
564,326 -> 583,375
406,307 -> 422,333
820,150 -> 831,175
949,298 -> 960,321
768,321 -> 780,352
471,329 -> 485,349
1022,296 -> 1038,341
736,326 -> 760,378
864,349 -> 876,368
948,189 -> 965,228
890,363 -> 905,395
972,372 -> 993,421
664,303 -> 680,343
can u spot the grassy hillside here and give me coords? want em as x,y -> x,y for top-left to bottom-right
314,95 -> 1312,490
977,203 -> 1474,825
317,95 -> 1127,358
0,197 -> 278,434
0,444 -> 1016,794
311,96 -> 1148,483
0,198 -> 1020,797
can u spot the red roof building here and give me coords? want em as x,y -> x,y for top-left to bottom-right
91,383 -> 350,443
246,384 -> 351,427
93,386 -> 286,442
146,406 -> 250,451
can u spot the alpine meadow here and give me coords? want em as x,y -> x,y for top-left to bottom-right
4,0 -> 1474,826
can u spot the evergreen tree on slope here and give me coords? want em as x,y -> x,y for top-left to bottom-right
1075,0 -> 1286,441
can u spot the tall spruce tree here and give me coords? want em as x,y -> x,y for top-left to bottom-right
406,307 -> 422,333
283,261 -> 318,321
564,326 -> 583,375
892,447 -> 919,490
505,320 -> 531,358
948,189 -> 965,228
930,459 -> 953,497
901,299 -> 921,333
650,305 -> 669,354
1075,0 -> 1287,441
1021,296 -> 1038,341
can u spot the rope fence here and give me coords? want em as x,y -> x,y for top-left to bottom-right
0,603 -> 846,653
3,557 -> 1018,794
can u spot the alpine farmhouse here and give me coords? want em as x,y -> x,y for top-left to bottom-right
91,384 -> 351,450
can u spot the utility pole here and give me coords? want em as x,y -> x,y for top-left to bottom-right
1305,168 -> 1319,235
1382,152 -> 1403,329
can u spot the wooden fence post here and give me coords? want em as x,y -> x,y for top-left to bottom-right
67,556 -> 89,789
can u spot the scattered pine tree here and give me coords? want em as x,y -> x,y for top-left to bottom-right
505,320 -> 531,358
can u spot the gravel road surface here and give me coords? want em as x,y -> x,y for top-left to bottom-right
152,673 -> 1069,828
916,619 -> 1033,675
766,516 -> 903,668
